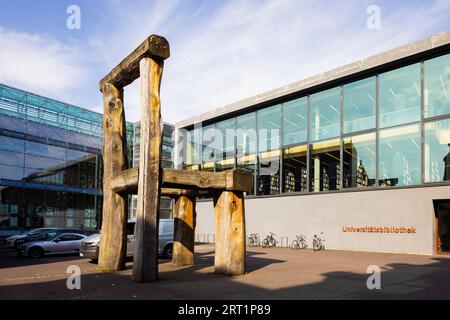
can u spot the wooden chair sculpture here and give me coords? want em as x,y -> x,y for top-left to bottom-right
98,34 -> 253,282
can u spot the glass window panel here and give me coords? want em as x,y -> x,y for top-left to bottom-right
283,97 -> 307,145
310,87 -> 341,141
201,124 -> 216,171
258,105 -> 281,152
425,118 -> 450,182
379,64 -> 421,128
343,77 -> 376,133
257,150 -> 280,196
182,128 -> 201,170
25,121 -> 66,143
215,118 -> 235,172
0,150 -> 24,167
310,138 -> 341,192
66,131 -> 101,150
379,124 -> 421,187
0,114 -> 25,132
424,54 -> 450,118
25,140 -> 66,160
342,132 -> 376,188
0,164 -> 25,181
236,113 -> 256,196
0,135 -> 24,153
282,145 -> 307,193
236,113 -> 257,157
237,154 -> 256,196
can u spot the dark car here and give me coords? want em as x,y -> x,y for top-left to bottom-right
12,228 -> 92,248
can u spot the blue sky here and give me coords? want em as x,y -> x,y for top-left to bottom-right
1,0 -> 450,124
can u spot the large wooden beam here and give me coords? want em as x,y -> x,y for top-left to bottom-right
172,196 -> 196,266
110,167 -> 253,194
99,35 -> 170,91
109,168 -> 208,197
214,191 -> 246,276
98,83 -> 128,272
132,57 -> 164,283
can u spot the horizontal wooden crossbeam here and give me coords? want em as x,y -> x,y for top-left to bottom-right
110,167 -> 253,195
99,35 -> 170,91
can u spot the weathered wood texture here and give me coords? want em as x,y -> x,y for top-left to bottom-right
172,196 -> 196,266
99,35 -> 170,91
110,167 -> 253,194
132,57 -> 164,283
214,191 -> 246,276
98,83 -> 128,272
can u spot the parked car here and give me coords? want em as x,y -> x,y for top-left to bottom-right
0,228 -> 25,242
16,232 -> 88,258
2,228 -> 55,248
80,219 -> 174,262
11,228 -> 91,248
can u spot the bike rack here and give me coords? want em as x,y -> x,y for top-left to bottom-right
280,237 -> 289,248
196,233 -> 206,243
207,234 -> 215,244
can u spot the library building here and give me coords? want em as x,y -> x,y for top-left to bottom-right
174,30 -> 450,255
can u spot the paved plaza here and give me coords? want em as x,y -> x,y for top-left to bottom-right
1,244 -> 450,300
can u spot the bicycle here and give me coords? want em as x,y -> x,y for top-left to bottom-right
313,232 -> 325,251
291,234 -> 307,250
248,233 -> 260,247
261,232 -> 278,248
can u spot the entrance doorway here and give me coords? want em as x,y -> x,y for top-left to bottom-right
434,200 -> 450,254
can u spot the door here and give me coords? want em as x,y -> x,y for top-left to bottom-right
435,200 -> 450,254
52,234 -> 84,253
51,234 -> 75,253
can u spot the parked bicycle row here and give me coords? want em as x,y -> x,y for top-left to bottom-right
248,232 -> 325,251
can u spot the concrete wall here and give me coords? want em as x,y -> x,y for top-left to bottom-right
194,186 -> 450,255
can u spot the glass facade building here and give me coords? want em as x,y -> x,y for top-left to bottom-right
180,52 -> 450,196
0,84 -> 135,231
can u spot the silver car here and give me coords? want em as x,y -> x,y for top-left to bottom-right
3,228 -> 54,248
16,232 -> 87,258
80,219 -> 174,262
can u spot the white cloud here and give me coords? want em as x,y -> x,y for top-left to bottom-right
0,27 -> 89,99
2,1 -> 450,125
90,0 -> 450,125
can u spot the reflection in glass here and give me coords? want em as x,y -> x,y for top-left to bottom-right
201,124 -> 216,172
258,105 -> 281,153
0,164 -> 25,181
215,118 -> 235,172
283,145 -> 307,193
236,113 -> 256,195
379,64 -> 421,128
257,106 -> 281,195
343,77 -> 376,133
424,54 -> 450,118
283,98 -> 307,146
310,87 -> 341,142
343,133 -> 376,188
310,138 -> 341,192
379,124 -> 421,187
425,119 -> 450,182
183,128 -> 201,170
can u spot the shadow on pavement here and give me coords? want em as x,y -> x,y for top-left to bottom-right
2,248 -> 450,300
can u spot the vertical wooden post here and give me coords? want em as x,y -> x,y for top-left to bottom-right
98,83 -> 128,272
132,57 -> 164,282
173,196 -> 196,266
214,191 -> 246,276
